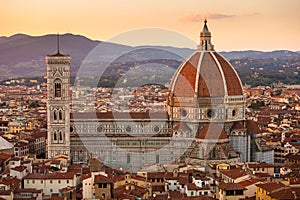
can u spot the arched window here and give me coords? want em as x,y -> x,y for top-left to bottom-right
54,79 -> 62,97
59,131 -> 63,141
54,111 -> 57,121
232,109 -> 236,117
59,110 -> 63,120
53,132 -> 57,141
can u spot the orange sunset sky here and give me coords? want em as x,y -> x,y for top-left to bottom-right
1,0 -> 300,51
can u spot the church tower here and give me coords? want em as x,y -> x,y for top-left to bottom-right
46,35 -> 71,158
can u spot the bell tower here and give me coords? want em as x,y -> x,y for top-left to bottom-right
46,34 -> 71,158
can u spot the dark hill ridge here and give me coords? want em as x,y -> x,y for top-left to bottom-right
0,33 -> 101,79
221,50 -> 300,60
0,33 -> 299,81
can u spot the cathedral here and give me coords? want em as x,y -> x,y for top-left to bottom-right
46,20 -> 273,171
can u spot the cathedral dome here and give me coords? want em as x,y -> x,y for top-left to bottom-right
168,20 -> 243,106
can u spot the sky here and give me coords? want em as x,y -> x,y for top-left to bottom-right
1,0 -> 300,51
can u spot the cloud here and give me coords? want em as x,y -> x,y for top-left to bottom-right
180,13 -> 236,23
209,13 -> 236,19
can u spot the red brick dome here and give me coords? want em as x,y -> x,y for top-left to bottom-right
168,20 -> 243,106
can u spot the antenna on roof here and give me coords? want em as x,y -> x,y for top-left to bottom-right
57,32 -> 60,54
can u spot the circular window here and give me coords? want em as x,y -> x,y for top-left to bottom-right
126,126 -> 132,133
181,109 -> 187,117
97,126 -> 102,133
207,109 -> 216,118
153,126 -> 160,133
70,126 -> 74,133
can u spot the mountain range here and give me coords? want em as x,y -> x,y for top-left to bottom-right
0,33 -> 299,81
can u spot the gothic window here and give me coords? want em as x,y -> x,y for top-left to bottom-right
54,111 -> 57,121
232,109 -> 236,117
59,110 -> 63,120
53,131 -> 57,141
54,79 -> 62,98
59,131 -> 63,141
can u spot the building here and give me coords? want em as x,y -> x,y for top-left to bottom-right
229,120 -> 274,163
46,20 -> 273,171
46,48 -> 71,158
256,182 -> 285,200
285,152 -> 300,165
218,182 -> 246,200
14,188 -> 43,200
24,172 -> 76,196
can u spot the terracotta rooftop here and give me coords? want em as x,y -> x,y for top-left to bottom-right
186,183 -> 210,191
94,174 -> 112,183
247,162 -> 274,169
256,182 -> 285,193
25,172 -> 75,180
246,120 -> 261,134
239,178 -> 260,187
231,122 -> 246,130
0,190 -> 12,195
0,152 -> 12,160
285,153 -> 300,161
131,174 -> 149,182
221,168 -> 248,180
270,187 -> 300,200
218,182 -> 246,191
11,165 -> 27,172
196,124 -> 227,140
9,157 -> 21,162
147,172 -> 172,179
0,177 -> 21,190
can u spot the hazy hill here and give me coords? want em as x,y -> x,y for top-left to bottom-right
0,33 -> 100,79
0,33 -> 299,81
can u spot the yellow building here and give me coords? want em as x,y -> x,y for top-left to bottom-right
256,182 -> 285,200
8,121 -> 33,133
216,163 -> 230,177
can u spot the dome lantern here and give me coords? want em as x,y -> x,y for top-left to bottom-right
197,19 -> 214,51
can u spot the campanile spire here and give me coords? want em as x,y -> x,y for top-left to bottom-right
197,19 -> 214,51
57,33 -> 60,54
